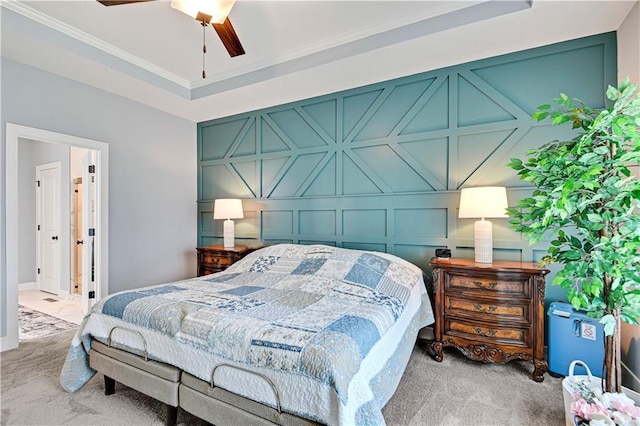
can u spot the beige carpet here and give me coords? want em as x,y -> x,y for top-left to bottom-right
0,329 -> 565,425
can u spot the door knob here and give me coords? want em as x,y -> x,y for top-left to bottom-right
76,240 -> 83,245
52,236 -> 58,240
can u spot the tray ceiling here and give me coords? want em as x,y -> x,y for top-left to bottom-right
1,1 -> 635,122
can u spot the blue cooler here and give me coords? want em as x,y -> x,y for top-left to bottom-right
547,301 -> 605,377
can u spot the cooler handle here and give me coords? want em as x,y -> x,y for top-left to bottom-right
574,319 -> 581,337
568,359 -> 593,381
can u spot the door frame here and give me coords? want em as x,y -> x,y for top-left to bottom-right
35,161 -> 63,295
2,123 -> 109,351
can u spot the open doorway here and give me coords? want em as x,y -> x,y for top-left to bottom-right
3,124 -> 109,351
16,144 -> 94,341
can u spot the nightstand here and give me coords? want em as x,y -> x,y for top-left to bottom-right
429,257 -> 550,382
196,245 -> 249,276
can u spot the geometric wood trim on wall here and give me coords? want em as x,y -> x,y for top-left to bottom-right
198,32 -> 616,277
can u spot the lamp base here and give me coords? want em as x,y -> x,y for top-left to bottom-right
223,219 -> 235,249
474,219 -> 493,263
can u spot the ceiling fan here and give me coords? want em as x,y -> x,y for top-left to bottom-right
97,0 -> 245,59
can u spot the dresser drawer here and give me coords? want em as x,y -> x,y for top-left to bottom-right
196,245 -> 251,277
199,266 -> 222,276
444,317 -> 531,348
445,295 -> 529,324
446,274 -> 531,298
200,252 -> 237,267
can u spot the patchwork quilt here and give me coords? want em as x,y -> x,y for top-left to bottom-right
61,244 -> 434,425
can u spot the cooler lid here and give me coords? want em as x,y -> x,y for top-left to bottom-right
547,301 -> 603,321
548,301 -> 573,318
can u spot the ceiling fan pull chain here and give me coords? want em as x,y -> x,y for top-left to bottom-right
202,19 -> 207,79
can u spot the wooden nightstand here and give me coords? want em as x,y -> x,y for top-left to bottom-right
196,245 -> 250,276
429,257 -> 550,382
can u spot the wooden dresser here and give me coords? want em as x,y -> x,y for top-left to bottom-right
429,257 -> 549,381
196,245 -> 250,276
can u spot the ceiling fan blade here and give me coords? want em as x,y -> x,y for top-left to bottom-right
212,18 -> 245,57
97,0 -> 155,6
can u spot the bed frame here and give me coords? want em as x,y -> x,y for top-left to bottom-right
89,335 -> 319,426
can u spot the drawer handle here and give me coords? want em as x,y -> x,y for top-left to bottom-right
474,281 -> 497,289
474,327 -> 497,337
474,304 -> 497,313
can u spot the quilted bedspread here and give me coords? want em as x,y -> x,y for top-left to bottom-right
61,244 -> 434,425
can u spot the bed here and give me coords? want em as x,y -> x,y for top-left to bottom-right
61,244 -> 434,425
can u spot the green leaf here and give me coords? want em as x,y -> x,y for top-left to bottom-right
532,111 -> 550,121
599,314 -> 617,336
570,235 -> 582,248
578,153 -> 598,164
571,296 -> 582,310
621,312 -> 639,325
563,250 -> 582,261
587,213 -> 603,223
606,85 -> 619,101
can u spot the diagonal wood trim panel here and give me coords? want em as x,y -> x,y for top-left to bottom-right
198,32 -> 616,276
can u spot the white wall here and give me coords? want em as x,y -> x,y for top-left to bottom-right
617,0 -> 640,393
618,1 -> 640,83
17,139 -> 37,284
1,57 -> 197,339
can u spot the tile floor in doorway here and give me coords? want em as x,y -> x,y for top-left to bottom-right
19,289 -> 85,325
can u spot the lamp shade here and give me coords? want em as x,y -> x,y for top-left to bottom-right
458,187 -> 508,219
170,0 -> 236,24
213,199 -> 244,220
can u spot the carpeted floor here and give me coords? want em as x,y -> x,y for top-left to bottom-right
18,305 -> 79,341
0,331 -> 565,425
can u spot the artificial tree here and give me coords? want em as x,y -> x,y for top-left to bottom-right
507,78 -> 640,393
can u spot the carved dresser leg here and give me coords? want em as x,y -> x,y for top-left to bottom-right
532,359 -> 548,382
431,341 -> 443,362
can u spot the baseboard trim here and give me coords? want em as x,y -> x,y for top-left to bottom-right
0,335 -> 19,352
18,282 -> 36,291
622,360 -> 640,393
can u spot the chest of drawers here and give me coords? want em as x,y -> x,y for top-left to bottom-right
429,257 -> 549,381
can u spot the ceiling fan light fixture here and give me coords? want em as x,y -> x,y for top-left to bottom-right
170,0 -> 236,24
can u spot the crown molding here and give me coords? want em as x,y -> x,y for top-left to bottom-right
2,0 -> 534,100
1,0 -> 192,89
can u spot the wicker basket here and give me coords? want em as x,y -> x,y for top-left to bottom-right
562,360 -> 640,426
562,360 -> 601,426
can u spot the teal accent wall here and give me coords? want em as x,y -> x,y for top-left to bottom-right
197,32 -> 617,288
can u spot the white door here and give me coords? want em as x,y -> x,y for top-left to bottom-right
81,151 -> 98,313
36,162 -> 62,295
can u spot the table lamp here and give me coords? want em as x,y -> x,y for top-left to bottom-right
213,198 -> 244,249
458,187 -> 508,263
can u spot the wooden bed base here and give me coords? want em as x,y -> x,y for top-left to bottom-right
89,338 -> 319,426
